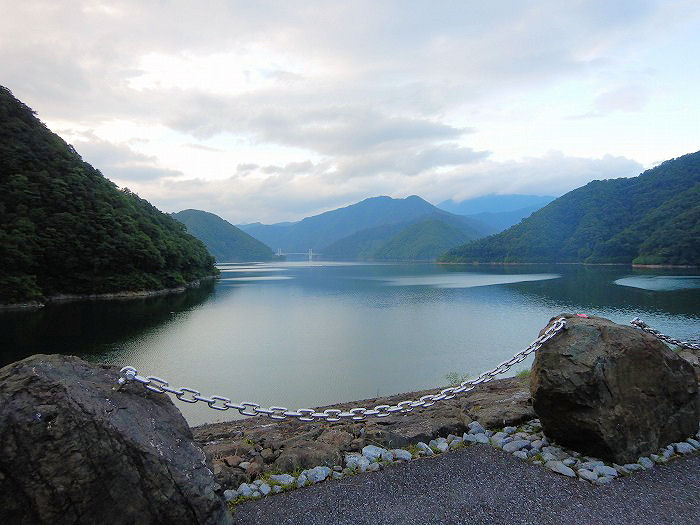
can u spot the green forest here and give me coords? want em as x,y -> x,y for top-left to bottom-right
171,209 -> 275,262
0,86 -> 217,304
440,151 -> 700,265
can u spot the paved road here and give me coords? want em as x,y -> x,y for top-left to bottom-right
231,446 -> 699,525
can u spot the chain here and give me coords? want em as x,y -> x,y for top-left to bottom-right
117,317 -> 567,422
631,317 -> 700,350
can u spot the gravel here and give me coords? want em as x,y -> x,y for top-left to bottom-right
231,446 -> 700,525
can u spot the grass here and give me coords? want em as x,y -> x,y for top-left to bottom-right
444,371 -> 471,386
516,368 -> 531,385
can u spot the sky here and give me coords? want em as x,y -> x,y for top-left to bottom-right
2,1 -> 700,224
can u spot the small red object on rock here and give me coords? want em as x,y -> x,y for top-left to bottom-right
577,314 -> 589,318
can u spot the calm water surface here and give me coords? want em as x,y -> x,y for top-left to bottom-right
2,262 -> 699,425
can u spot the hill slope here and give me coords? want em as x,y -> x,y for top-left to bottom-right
0,86 -> 217,304
324,214 -> 484,261
440,151 -> 700,265
172,209 -> 274,262
240,195 -> 487,254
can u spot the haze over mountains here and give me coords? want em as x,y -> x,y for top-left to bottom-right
238,195 -> 488,260
442,151 -> 700,266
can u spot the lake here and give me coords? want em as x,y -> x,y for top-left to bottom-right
2,262 -> 699,425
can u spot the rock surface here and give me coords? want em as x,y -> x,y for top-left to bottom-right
531,314 -> 699,463
0,354 -> 231,525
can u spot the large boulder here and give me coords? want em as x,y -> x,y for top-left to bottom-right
0,354 -> 232,525
531,314 -> 699,463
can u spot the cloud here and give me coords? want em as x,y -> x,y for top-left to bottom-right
1,1 -> 697,222
125,151 -> 642,224
73,138 -> 183,181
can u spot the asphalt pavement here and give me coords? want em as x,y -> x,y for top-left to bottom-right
231,445 -> 699,525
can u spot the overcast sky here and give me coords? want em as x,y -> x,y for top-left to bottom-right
2,1 -> 699,223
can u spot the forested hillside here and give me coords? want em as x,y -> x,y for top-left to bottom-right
172,209 -> 274,262
0,86 -> 217,304
324,215 -> 483,260
440,151 -> 700,265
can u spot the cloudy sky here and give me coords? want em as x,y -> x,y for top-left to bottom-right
2,1 -> 699,223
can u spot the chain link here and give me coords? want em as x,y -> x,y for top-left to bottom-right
117,317 -> 567,422
630,317 -> 700,350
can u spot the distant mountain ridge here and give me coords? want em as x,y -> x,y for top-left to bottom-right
437,194 -> 555,215
172,209 -> 274,262
441,151 -> 700,265
239,195 -> 487,257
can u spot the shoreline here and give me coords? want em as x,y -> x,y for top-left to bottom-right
0,275 -> 217,311
437,261 -> 698,268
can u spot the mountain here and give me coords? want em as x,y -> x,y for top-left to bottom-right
239,195 -> 486,254
437,194 -> 555,215
440,151 -> 700,265
465,204 -> 552,234
324,214 -> 484,261
172,209 -> 274,262
0,86 -> 217,304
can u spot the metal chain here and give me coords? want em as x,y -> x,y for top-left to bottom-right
631,317 -> 700,350
117,317 -> 567,422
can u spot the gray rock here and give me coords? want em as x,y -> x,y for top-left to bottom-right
513,450 -> 528,460
239,461 -> 251,471
272,486 -> 283,494
224,489 -> 238,501
596,476 -> 615,485
613,464 -> 629,475
623,463 -> 644,472
503,440 -> 530,453
296,474 -> 308,488
345,453 -> 371,471
687,438 -> 700,449
503,426 -> 517,434
531,314 -> 699,464
577,469 -> 598,483
259,483 -> 271,496
302,466 -> 331,484
562,458 -> 577,467
638,457 -> 654,469
269,474 -> 296,486
251,491 -> 261,498
449,438 -> 463,449
367,462 -> 381,472
674,442 -> 695,455
473,433 -> 490,444
593,465 -> 618,478
392,449 -> 413,461
429,438 -> 449,453
416,442 -> 434,455
542,452 -> 559,462
530,440 -> 544,451
545,460 -> 576,477
362,445 -> 387,462
578,460 -> 604,470
332,471 -> 343,479
0,355 -> 231,525
238,483 -> 253,497
252,479 -> 264,487
468,421 -> 486,434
